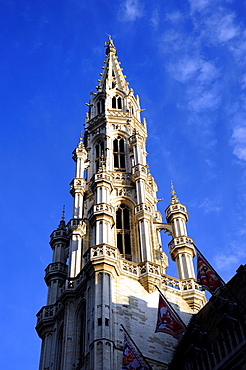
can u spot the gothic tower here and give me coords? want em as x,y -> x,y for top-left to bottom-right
36,38 -> 206,370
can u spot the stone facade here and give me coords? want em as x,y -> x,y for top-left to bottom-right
36,38 -> 206,370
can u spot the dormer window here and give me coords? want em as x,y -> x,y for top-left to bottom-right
113,137 -> 125,169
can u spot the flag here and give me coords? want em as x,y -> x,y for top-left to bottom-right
197,249 -> 224,295
155,294 -> 186,338
122,332 -> 151,370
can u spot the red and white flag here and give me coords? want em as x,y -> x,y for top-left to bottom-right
155,294 -> 186,338
122,332 -> 151,370
197,249 -> 224,295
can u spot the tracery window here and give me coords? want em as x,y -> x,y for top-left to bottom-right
113,136 -> 125,169
95,140 -> 105,172
116,204 -> 131,259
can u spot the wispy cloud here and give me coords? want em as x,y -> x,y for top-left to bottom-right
189,0 -> 211,14
231,125 -> 246,161
165,11 -> 184,24
158,1 -> 246,162
150,9 -> 159,29
214,243 -> 246,272
197,197 -> 222,213
120,0 -> 144,22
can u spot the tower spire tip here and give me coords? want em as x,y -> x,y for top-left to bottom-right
170,180 -> 179,204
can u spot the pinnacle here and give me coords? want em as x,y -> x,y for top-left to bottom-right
170,181 -> 179,204
58,205 -> 66,229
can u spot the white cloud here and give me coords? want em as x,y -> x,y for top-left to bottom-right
159,0 -> 246,160
214,243 -> 246,271
120,0 -> 144,21
241,74 -> 246,90
150,9 -> 159,29
167,57 -> 202,83
187,83 -> 221,112
232,125 -> 246,161
197,61 -> 220,83
165,11 -> 183,24
197,197 -> 222,213
201,11 -> 240,44
189,0 -> 211,14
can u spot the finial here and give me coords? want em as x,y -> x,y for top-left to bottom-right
100,153 -> 106,166
170,180 -> 176,197
105,33 -> 116,55
170,180 -> 179,204
79,131 -> 83,142
58,205 -> 66,229
105,33 -> 113,43
61,205 -> 65,220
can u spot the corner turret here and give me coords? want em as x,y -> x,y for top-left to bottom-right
45,208 -> 69,305
165,182 -> 195,279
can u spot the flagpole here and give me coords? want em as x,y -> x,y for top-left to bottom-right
192,242 -> 246,311
155,285 -> 187,329
120,324 -> 152,370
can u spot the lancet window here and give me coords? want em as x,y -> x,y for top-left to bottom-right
113,136 -> 125,169
96,99 -> 105,115
95,140 -> 105,172
112,96 -> 122,109
116,204 -> 131,260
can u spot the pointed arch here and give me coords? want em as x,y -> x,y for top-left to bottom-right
116,204 -> 131,260
95,139 -> 105,171
113,136 -> 125,169
74,300 -> 86,367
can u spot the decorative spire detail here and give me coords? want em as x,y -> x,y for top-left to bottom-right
58,205 -> 66,229
77,131 -> 84,149
105,34 -> 116,55
61,205 -> 65,220
170,180 -> 179,204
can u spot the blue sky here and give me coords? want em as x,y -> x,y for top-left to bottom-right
1,0 -> 246,368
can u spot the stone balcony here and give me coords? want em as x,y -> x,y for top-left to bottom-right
44,262 -> 68,284
36,302 -> 63,337
88,203 -> 114,220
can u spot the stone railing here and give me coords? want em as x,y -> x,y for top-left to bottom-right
67,218 -> 86,235
132,164 -> 148,177
91,172 -> 112,186
83,246 -> 202,291
88,203 -> 114,219
36,302 -> 63,324
107,109 -> 131,118
168,236 -> 194,250
45,262 -> 68,275
135,203 -> 152,214
112,172 -> 132,182
84,244 -> 118,266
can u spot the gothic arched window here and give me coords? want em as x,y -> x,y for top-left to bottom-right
116,204 -> 131,259
117,97 -> 122,109
97,99 -> 105,115
112,96 -> 116,108
113,137 -> 125,169
97,101 -> 101,114
95,140 -> 105,172
112,96 -> 122,109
